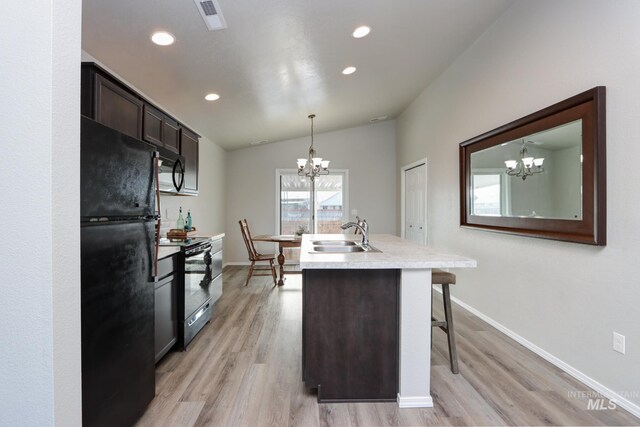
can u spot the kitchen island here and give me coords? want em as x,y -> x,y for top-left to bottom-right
299,234 -> 476,408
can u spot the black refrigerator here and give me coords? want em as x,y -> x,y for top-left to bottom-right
80,116 -> 158,427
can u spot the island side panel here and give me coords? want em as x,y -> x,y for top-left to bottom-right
302,269 -> 399,402
398,268 -> 433,408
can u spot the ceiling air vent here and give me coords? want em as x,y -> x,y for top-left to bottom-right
193,0 -> 227,31
200,1 -> 217,15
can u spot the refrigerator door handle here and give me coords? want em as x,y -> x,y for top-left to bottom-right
154,152 -> 161,217
172,159 -> 184,193
153,152 -> 161,282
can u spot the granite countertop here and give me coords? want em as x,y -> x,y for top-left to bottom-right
157,232 -> 225,259
209,232 -> 225,241
299,234 -> 477,270
158,246 -> 180,259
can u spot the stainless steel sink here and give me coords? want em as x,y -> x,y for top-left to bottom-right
312,246 -> 366,253
310,245 -> 381,254
311,240 -> 358,246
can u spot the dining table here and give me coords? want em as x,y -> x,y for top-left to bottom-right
251,234 -> 302,286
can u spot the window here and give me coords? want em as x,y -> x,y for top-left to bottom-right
279,174 -> 312,235
471,169 -> 511,216
277,170 -> 348,234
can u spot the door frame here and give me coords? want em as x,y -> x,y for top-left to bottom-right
275,169 -> 349,234
400,158 -> 428,245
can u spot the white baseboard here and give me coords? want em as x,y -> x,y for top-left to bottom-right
439,288 -> 640,419
397,394 -> 433,408
223,261 -> 300,268
223,262 -> 250,267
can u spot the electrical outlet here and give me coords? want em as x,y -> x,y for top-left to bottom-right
613,332 -> 626,354
351,209 -> 358,216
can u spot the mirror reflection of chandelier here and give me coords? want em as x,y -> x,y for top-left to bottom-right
297,114 -> 330,181
504,140 -> 544,180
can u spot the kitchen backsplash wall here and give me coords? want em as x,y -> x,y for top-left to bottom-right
160,133 -> 226,238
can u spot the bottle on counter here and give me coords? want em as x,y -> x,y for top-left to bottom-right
177,207 -> 185,230
186,210 -> 193,231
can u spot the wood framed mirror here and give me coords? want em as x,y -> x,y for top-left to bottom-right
459,87 -> 606,245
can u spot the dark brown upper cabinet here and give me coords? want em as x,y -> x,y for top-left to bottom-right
143,104 -> 163,146
181,127 -> 199,194
459,87 -> 606,245
163,117 -> 180,154
82,62 -> 199,196
143,105 -> 180,154
81,66 -> 143,140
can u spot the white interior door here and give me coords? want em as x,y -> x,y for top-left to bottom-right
405,163 -> 426,245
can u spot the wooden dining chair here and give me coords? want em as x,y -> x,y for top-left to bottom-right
239,219 -> 277,287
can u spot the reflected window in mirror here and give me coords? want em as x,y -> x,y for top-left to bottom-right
471,170 -> 509,216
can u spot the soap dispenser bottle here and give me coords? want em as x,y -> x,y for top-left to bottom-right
177,207 -> 185,230
186,210 -> 192,231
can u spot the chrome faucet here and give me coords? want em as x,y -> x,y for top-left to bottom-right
341,218 -> 369,247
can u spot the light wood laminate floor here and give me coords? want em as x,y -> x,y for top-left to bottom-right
136,266 -> 639,427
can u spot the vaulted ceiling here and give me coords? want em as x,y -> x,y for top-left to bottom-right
82,0 -> 513,150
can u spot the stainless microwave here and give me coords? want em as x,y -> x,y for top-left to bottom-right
157,146 -> 185,194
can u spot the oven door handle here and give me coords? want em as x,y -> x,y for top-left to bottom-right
185,245 -> 212,257
187,303 -> 210,326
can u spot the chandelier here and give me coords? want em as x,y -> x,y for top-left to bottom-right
504,140 -> 544,181
297,114 -> 329,181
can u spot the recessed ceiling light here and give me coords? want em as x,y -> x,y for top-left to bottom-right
342,66 -> 357,75
205,93 -> 220,101
151,31 -> 175,46
352,26 -> 371,38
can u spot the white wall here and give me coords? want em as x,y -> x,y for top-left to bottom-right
0,0 -> 82,425
160,136 -> 226,236
226,120 -> 397,263
397,0 -> 640,412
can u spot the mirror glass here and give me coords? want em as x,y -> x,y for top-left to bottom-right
459,86 -> 606,246
470,119 -> 582,220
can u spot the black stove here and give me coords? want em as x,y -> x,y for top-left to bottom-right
159,236 -> 211,250
157,235 -> 222,349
